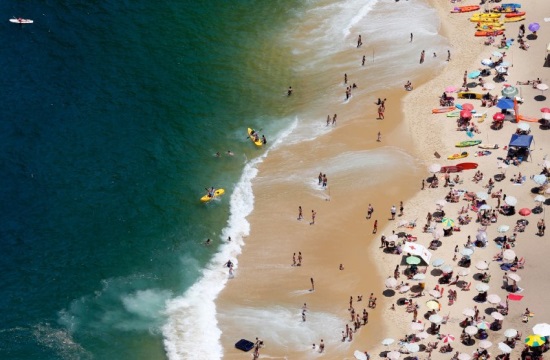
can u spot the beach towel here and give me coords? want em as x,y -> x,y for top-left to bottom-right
508,293 -> 524,301
500,263 -> 513,271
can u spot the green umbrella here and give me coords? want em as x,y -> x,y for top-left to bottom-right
525,334 -> 546,347
406,256 -> 421,265
441,217 -> 455,228
502,86 -> 519,98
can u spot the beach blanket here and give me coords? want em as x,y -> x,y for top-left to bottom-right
508,293 -> 524,301
500,263 -> 513,271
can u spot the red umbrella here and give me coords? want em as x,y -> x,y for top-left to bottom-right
460,110 -> 472,118
519,208 -> 531,216
493,113 -> 505,121
541,107 -> 550,113
462,103 -> 474,111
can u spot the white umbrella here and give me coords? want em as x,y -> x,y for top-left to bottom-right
413,273 -> 426,280
505,196 -> 518,206
508,273 -> 521,282
436,199 -> 447,207
481,58 -> 493,66
487,294 -> 502,304
503,249 -> 516,261
399,285 -> 411,293
387,351 -> 401,360
458,353 -> 472,360
465,326 -> 479,335
533,174 -> 548,186
537,83 -> 549,92
498,342 -> 513,354
479,204 -> 492,211
411,322 -> 424,331
493,51 -> 504,58
498,225 -> 510,233
496,66 -> 507,74
355,351 -> 368,360
433,229 -> 444,240
476,283 -> 490,292
432,258 -> 445,267
476,261 -> 489,270
385,277 -> 398,289
416,331 -> 429,339
458,268 -> 470,276
429,314 -> 443,324
504,328 -> 518,338
534,195 -> 546,203
441,265 -> 454,273
518,123 -> 530,131
429,290 -> 442,299
388,234 -> 399,242
428,164 -> 441,173
533,323 -> 550,337
463,308 -> 476,317
492,311 -> 504,321
382,338 -> 395,346
461,248 -> 474,256
476,192 -> 489,200
404,343 -> 420,353
479,340 -> 493,349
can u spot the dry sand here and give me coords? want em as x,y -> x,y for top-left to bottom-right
216,0 -> 550,359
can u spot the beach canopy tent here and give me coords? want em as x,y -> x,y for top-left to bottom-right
507,134 -> 534,162
402,243 -> 433,265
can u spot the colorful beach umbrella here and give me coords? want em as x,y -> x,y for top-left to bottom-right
541,107 -> 550,113
468,70 -> 481,79
445,86 -> 457,93
441,334 -> 455,343
519,208 -> 531,216
532,323 -> 550,337
406,256 -> 421,265
528,23 -> 540,32
460,110 -> 472,118
462,103 -> 474,111
496,98 -> 514,109
502,86 -> 519,98
493,112 -> 505,121
441,217 -> 455,228
525,334 -> 546,347
477,321 -> 491,330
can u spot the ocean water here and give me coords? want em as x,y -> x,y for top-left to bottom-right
0,0 -> 448,359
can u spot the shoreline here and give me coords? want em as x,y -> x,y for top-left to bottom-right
214,0 -> 550,359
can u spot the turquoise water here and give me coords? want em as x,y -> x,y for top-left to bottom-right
0,1 -> 297,359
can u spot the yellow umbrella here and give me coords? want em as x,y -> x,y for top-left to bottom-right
525,334 -> 546,347
426,300 -> 440,310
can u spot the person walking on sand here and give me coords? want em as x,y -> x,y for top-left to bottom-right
310,210 -> 316,225
302,309 -> 306,322
357,35 -> 362,48
420,50 -> 425,64
377,104 -> 385,119
298,252 -> 302,266
362,55 -> 366,66
293,253 -> 296,266
367,204 -> 374,219
319,339 -> 325,353
377,131 -> 381,142
332,114 -> 337,125
310,277 -> 315,291
344,73 -> 348,85
373,219 -> 378,234
390,205 -> 397,220
447,50 -> 451,61
410,33 -> 413,42
298,206 -> 303,220
399,201 -> 404,216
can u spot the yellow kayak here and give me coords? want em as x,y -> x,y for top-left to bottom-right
470,17 -> 502,23
504,16 -> 525,22
476,24 -> 505,30
247,128 -> 263,147
471,12 -> 502,19
448,151 -> 469,160
201,188 -> 225,202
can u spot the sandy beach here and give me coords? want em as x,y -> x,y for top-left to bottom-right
215,0 -> 550,359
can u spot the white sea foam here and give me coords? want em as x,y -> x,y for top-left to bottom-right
32,323 -> 92,360
162,121 -> 297,360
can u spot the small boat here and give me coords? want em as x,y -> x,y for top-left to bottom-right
505,12 -> 526,18
448,151 -> 469,160
200,188 -> 225,202
476,24 -> 505,31
504,16 -> 525,22
458,92 -> 483,100
475,30 -> 505,37
247,128 -> 263,147
470,17 -> 502,23
478,144 -> 499,149
456,162 -> 479,170
470,12 -> 502,19
451,5 -> 480,13
432,106 -> 456,114
474,150 -> 492,157
440,166 -> 461,173
456,140 -> 482,148
9,18 -> 33,24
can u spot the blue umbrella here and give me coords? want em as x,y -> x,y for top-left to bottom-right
468,71 -> 481,79
528,23 -> 540,32
497,98 -> 514,109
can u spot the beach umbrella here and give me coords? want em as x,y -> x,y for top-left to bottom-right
387,351 -> 401,360
426,299 -> 440,310
499,61 -> 511,67
436,199 -> 447,207
525,334 -> 546,347
476,261 -> 489,270
399,285 -> 411,293
497,224 -> 510,233
385,277 -> 398,289
429,289 -> 442,299
461,248 -> 474,256
528,23 -> 540,32
502,86 -> 518,98
458,268 -> 470,276
497,98 -> 514,110
382,338 -> 395,346
406,256 -> 421,265
445,86 -> 457,93
479,340 -> 493,349
410,322 -> 424,331
541,107 -> 550,113
441,217 -> 455,228
441,334 -> 455,343
476,192 -> 489,200
477,321 -> 491,330
428,163 -> 441,173
487,294 -> 502,304
503,249 -> 516,261
504,328 -> 518,338
465,326 -> 479,335
537,83 -> 549,94
534,195 -> 546,203
493,112 -> 505,121
460,110 -> 472,118
484,83 -> 495,90
492,311 -> 505,321
533,323 -> 550,337
517,122 -> 530,131
441,265 -> 454,273
388,234 -> 399,242
496,66 -> 508,74
468,70 -> 481,79
404,343 -> 420,353
413,273 -> 426,281
416,331 -> 429,339
355,351 -> 368,360
432,258 -> 445,267
479,204 -> 492,211
463,308 -> 476,317
462,103 -> 474,111
476,283 -> 490,292
505,196 -> 517,206
519,208 -> 531,216
493,51 -> 504,58
481,59 -> 493,66
533,175 -> 548,186
508,273 -> 521,282
433,229 -> 444,240
458,353 -> 471,360
498,342 -> 513,354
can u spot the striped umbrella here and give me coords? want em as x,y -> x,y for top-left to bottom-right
525,334 -> 546,347
441,334 -> 455,343
441,217 -> 455,228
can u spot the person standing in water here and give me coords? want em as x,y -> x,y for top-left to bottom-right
420,50 -> 425,64
287,86 -> 293,96
298,206 -> 303,220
